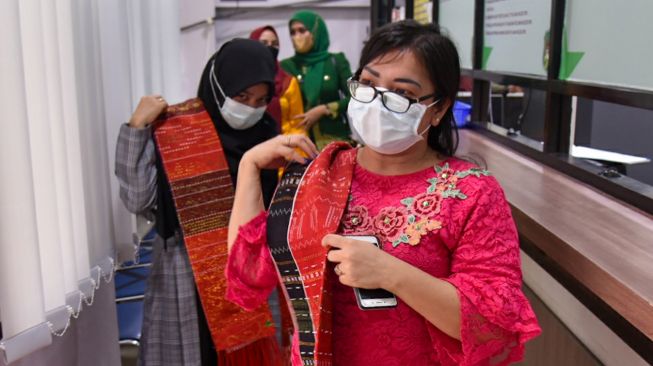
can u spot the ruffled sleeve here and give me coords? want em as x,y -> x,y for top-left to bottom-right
225,211 -> 278,311
432,178 -> 541,366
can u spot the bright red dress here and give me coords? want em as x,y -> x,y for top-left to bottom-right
226,157 -> 541,366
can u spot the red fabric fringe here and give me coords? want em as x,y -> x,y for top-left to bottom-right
217,336 -> 284,366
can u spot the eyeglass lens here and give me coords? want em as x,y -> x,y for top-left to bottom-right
351,83 -> 410,112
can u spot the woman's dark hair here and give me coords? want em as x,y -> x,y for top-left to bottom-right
356,20 -> 461,156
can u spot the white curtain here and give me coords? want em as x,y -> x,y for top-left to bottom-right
0,0 -> 48,346
179,0 -> 216,98
0,0 -> 182,364
98,0 -> 184,264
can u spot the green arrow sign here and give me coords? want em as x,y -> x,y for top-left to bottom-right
482,46 -> 493,69
559,29 -> 584,79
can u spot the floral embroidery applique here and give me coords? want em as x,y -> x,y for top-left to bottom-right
343,163 -> 490,247
374,206 -> 410,245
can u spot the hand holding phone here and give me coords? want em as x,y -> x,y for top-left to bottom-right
342,235 -> 398,310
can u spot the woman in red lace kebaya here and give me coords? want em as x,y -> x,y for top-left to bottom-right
225,20 -> 541,366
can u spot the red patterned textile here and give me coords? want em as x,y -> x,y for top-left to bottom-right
287,143 -> 357,365
153,98 -> 278,361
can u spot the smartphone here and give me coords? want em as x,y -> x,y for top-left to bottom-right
343,235 -> 398,310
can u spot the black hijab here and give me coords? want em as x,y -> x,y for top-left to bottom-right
197,38 -> 278,181
156,38 -> 279,240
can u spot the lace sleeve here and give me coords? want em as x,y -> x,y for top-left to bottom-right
225,211 -> 279,311
431,178 -> 541,366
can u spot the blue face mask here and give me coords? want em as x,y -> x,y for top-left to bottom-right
209,61 -> 266,130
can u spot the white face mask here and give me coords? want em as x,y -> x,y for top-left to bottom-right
348,96 -> 439,155
209,62 -> 266,130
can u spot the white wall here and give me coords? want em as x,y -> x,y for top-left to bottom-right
180,0 -> 216,98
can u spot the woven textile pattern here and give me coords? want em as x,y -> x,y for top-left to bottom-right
154,99 -> 275,351
287,143 -> 356,365
267,163 -> 317,364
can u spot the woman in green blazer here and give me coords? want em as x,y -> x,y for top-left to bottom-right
281,10 -> 353,150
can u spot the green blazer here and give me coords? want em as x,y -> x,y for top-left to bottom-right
281,52 -> 353,149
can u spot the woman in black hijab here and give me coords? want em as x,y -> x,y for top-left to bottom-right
198,38 -> 279,206
115,38 -> 281,366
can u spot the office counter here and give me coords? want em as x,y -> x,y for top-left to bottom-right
458,129 -> 653,365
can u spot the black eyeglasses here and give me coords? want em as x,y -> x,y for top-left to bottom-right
347,78 -> 438,114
